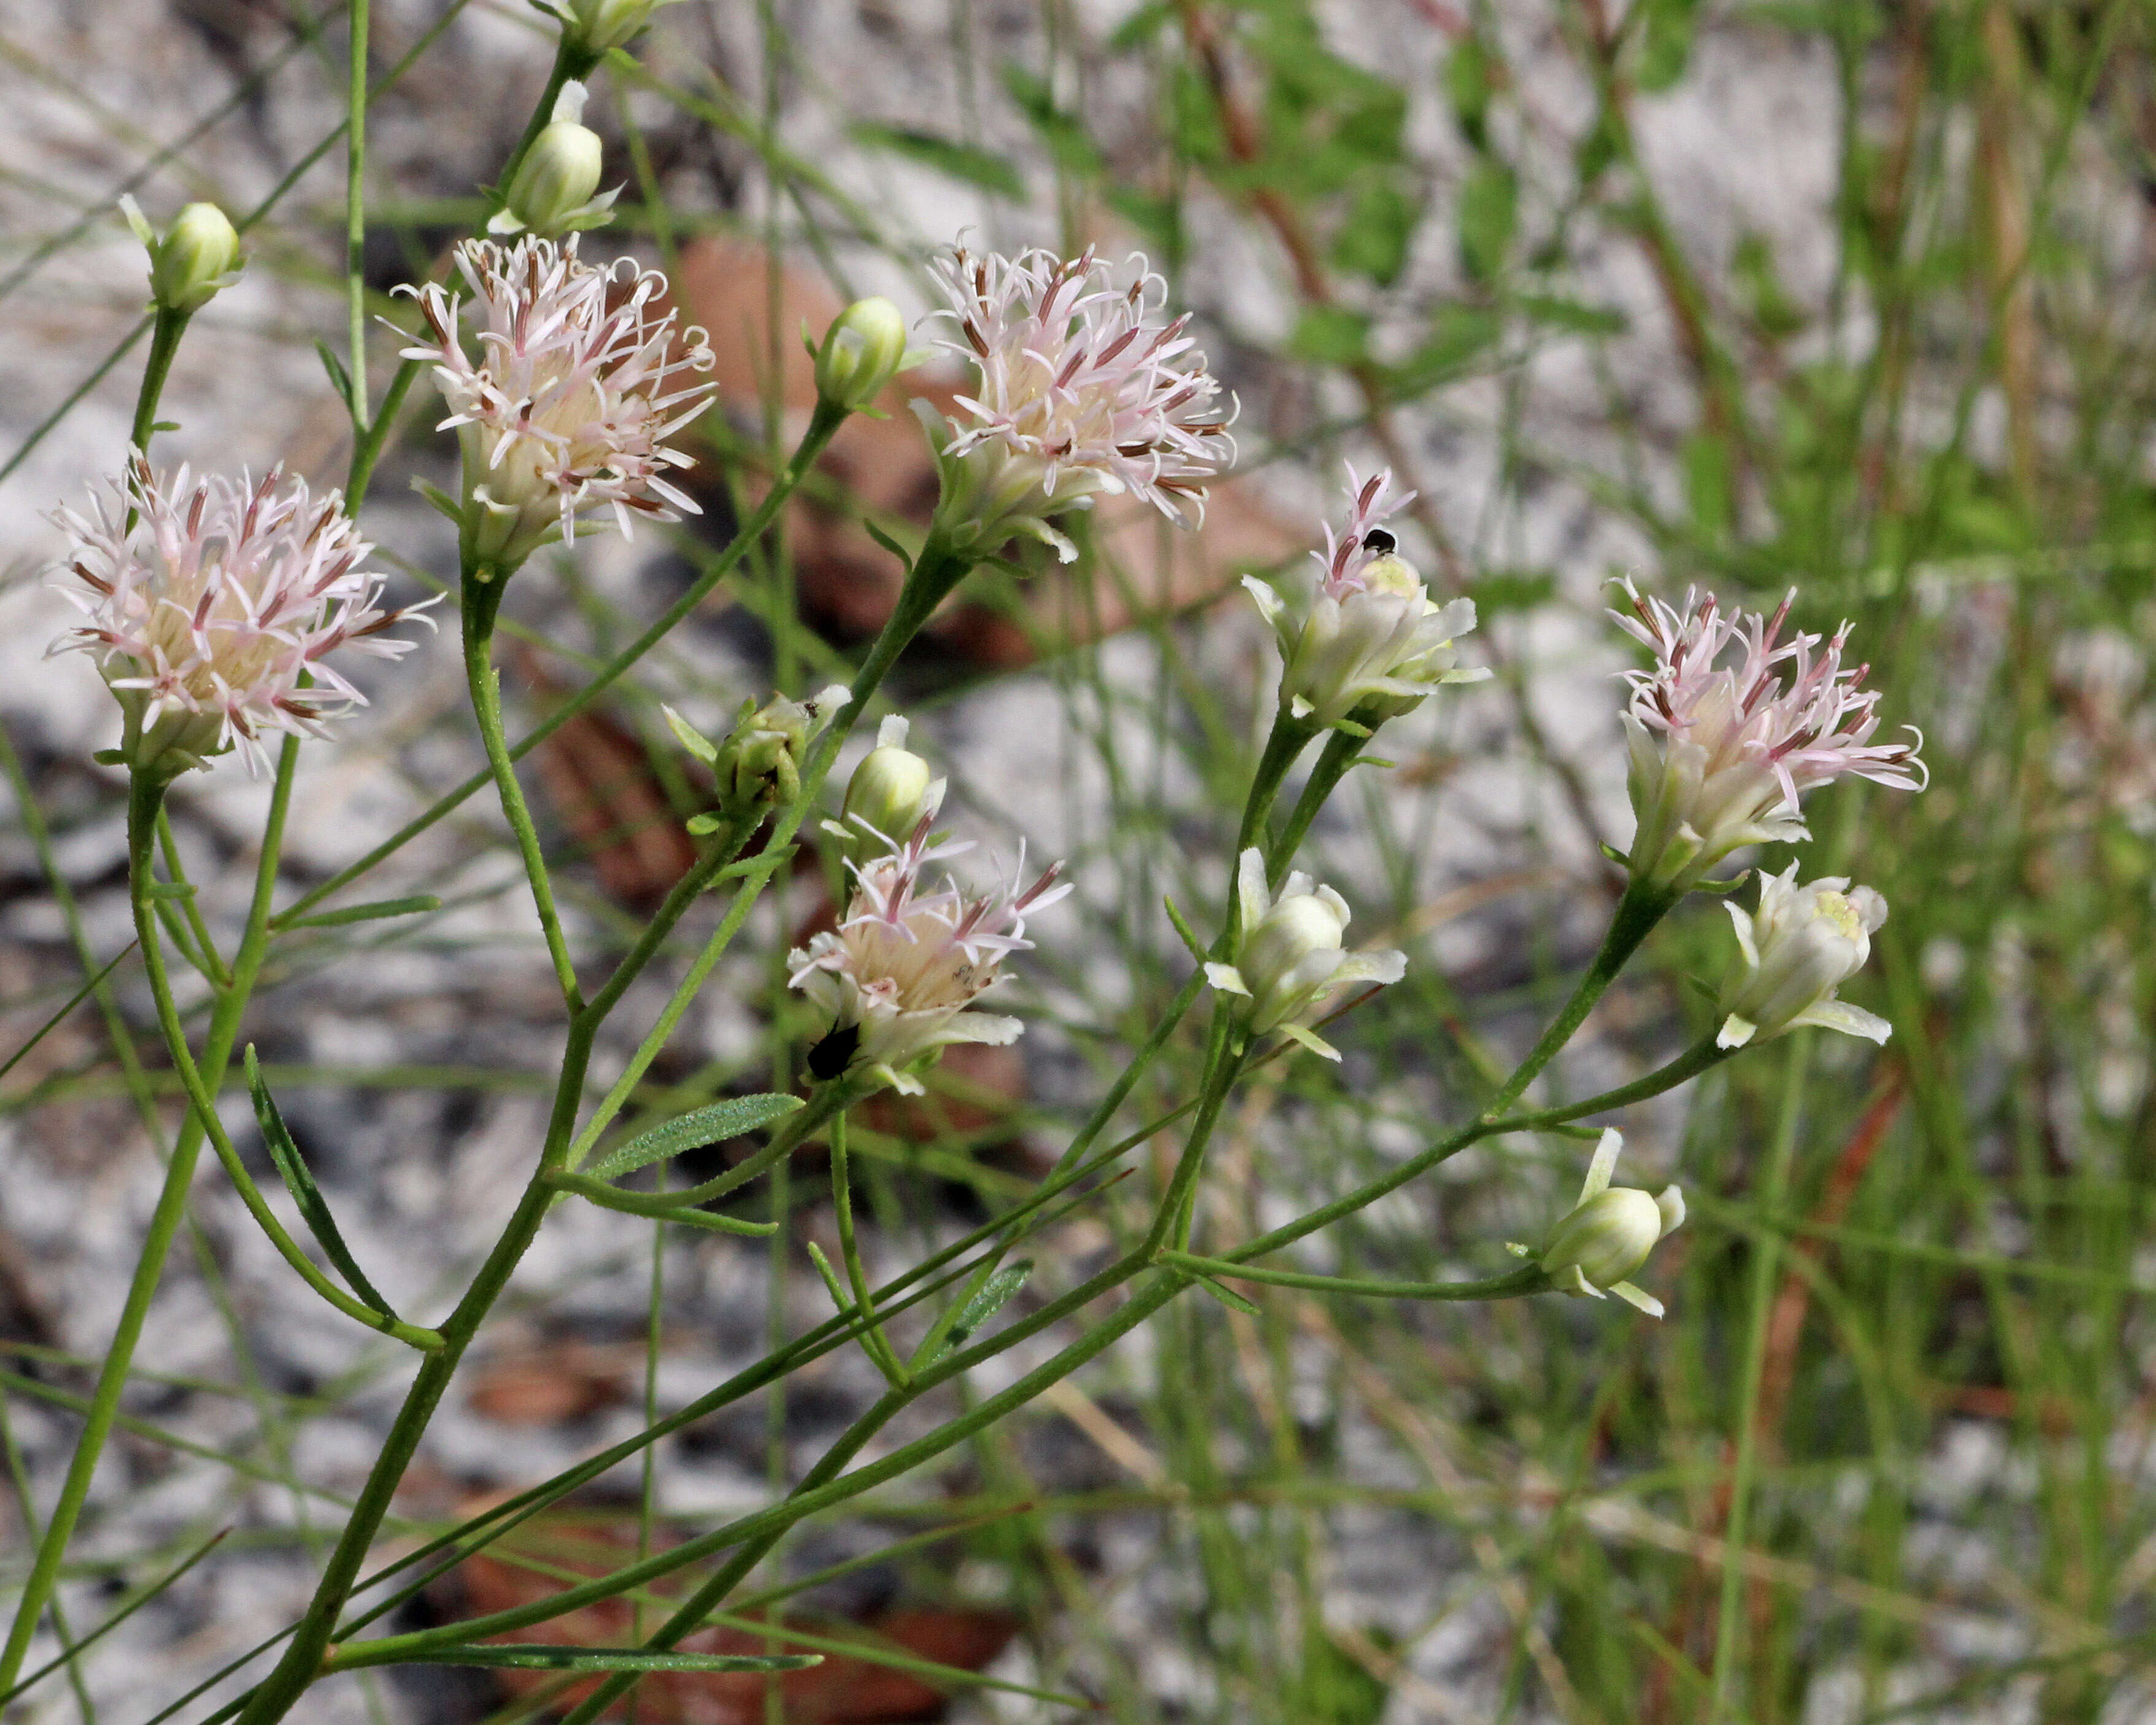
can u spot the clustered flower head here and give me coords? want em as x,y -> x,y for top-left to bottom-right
49,457 -> 430,776
1245,466 -> 1486,732
1717,863 -> 1891,1049
1526,1128 -> 1685,1318
1205,849 -> 1406,1059
927,245 -> 1233,559
1613,581 -> 1926,893
400,235 -> 716,572
789,822 -> 1072,1096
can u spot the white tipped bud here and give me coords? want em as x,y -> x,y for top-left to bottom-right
1716,865 -> 1891,1049
840,715 -> 940,855
1541,1189 -> 1668,1289
814,297 -> 911,412
128,199 -> 243,315
1204,849 -> 1406,1059
1531,1130 -> 1683,1316
490,84 -> 616,238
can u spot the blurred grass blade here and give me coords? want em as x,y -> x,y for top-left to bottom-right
243,1046 -> 398,1317
0,943 -> 133,1086
0,1529 -> 229,1707
273,895 -> 442,932
347,1645 -> 820,1672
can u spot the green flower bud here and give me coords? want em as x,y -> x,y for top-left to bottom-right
123,198 -> 243,315
837,716 -> 941,855
489,83 -> 617,238
813,296 -> 911,412
668,688 -> 848,827
1527,1130 -> 1684,1318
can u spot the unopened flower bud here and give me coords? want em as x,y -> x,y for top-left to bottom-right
1529,1130 -> 1684,1317
815,297 -> 911,412
534,0 -> 681,53
1205,849 -> 1405,1059
669,688 -> 847,826
837,715 -> 943,855
490,84 -> 617,238
124,198 -> 243,315
1716,864 -> 1891,1049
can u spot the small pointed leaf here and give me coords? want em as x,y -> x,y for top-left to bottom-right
589,1094 -> 804,1179
245,1047 -> 396,1317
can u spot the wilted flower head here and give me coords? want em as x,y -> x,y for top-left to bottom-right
1205,848 -> 1406,1059
1717,863 -> 1890,1049
49,457 -> 430,776
789,822 -> 1072,1095
926,245 -> 1232,559
399,235 -> 715,572
1245,466 -> 1486,731
1614,581 -> 1925,892
1530,1128 -> 1684,1318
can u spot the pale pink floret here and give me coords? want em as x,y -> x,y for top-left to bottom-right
49,457 -> 431,774
1244,464 -> 1483,729
399,235 -> 716,565
1612,580 -> 1925,887
928,246 -> 1232,551
1314,465 -> 1413,598
788,819 -> 1072,1094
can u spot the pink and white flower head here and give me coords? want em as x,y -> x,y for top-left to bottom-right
49,456 -> 431,777
925,245 -> 1233,560
399,235 -> 716,572
1244,466 -> 1486,732
1204,849 -> 1406,1060
1612,580 -> 1926,892
1716,864 -> 1890,1050
788,820 -> 1072,1095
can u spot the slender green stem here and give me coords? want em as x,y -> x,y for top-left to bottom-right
1709,1031 -> 1813,1719
124,777 -> 444,1348
343,357 -> 417,508
829,1112 -> 905,1384
1479,873 -> 1680,1122
1233,711 -> 1317,890
1162,1252 -> 1548,1302
0,733 -> 305,1696
345,0 -> 370,431
1266,726 -> 1365,888
155,807 -> 229,988
579,811 -> 761,1029
127,307 -> 189,455
460,569 -> 584,1012
282,400 -> 849,924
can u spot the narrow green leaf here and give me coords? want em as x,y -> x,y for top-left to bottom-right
314,337 -> 357,419
946,1259 -> 1032,1346
861,517 -> 915,570
1191,1273 -> 1263,1316
144,881 -> 197,900
243,1047 -> 396,1318
367,1645 -> 819,1672
276,895 -> 442,932
589,1094 -> 804,1179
